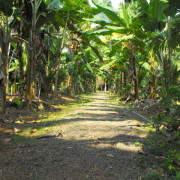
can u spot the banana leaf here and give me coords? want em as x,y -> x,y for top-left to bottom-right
47,0 -> 64,11
148,0 -> 167,21
92,0 -> 126,26
84,17 -> 113,27
88,29 -> 112,36
105,25 -> 131,34
109,41 -> 122,57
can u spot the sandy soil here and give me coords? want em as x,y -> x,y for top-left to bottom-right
0,92 -> 150,180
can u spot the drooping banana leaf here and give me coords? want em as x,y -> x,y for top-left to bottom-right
100,59 -> 118,70
75,31 -> 105,62
47,0 -> 64,11
136,0 -> 149,14
120,2 -> 131,27
90,46 -> 103,62
84,33 -> 106,46
121,36 -> 146,48
92,0 -> 126,26
88,29 -> 112,36
86,63 -> 93,73
100,59 -> 125,71
84,17 -> 114,27
109,41 -> 122,57
148,0 -> 167,21
77,77 -> 85,92
105,25 -> 131,34
134,29 -> 147,39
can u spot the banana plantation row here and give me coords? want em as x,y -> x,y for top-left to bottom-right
0,0 -> 179,117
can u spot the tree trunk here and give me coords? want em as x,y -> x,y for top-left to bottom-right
17,41 -> 24,98
167,47 -> 172,85
104,82 -> 107,91
25,0 -> 42,106
0,28 -> 8,116
124,71 -> 127,87
66,76 -> 71,95
131,50 -> 139,99
25,40 -> 35,106
150,74 -> 157,99
166,16 -> 172,86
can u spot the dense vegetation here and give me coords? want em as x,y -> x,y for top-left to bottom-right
0,0 -> 179,178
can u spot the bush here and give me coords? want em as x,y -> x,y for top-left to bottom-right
142,171 -> 163,180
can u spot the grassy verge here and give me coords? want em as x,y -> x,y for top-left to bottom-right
13,93 -> 95,139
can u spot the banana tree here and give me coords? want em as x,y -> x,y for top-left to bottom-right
0,0 -> 14,116
89,0 -> 147,99
138,0 -> 180,85
53,11 -> 69,98
25,0 -> 42,106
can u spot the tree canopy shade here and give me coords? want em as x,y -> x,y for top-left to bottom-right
0,0 -> 179,178
0,0 -> 179,126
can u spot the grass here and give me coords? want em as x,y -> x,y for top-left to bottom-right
15,93 -> 95,140
113,106 -> 124,112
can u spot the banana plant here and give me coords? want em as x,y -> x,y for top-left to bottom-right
0,0 -> 14,115
25,0 -> 43,106
138,0 -> 180,86
89,0 -> 147,99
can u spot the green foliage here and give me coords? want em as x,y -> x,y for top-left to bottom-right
0,0 -> 13,16
142,171 -> 163,180
92,0 -> 125,26
152,83 -> 180,133
120,83 -> 132,96
0,0 -> 179,179
137,0 -> 168,21
85,17 -> 112,26
47,0 -> 64,11
145,132 -> 167,155
146,82 -> 179,175
148,0 -> 168,21
47,0 -> 88,11
109,41 -> 122,57
134,142 -> 142,146
164,150 -> 180,174
88,29 -> 112,35
14,98 -> 23,108
176,171 -> 180,179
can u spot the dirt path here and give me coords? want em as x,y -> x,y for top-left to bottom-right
0,92 -> 149,180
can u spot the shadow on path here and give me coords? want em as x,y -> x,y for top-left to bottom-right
0,92 -> 149,180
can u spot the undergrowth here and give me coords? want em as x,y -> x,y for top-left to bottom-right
143,85 -> 180,179
13,93 -> 95,140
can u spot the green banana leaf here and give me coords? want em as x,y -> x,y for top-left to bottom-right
92,0 -> 126,26
136,0 -> 149,14
84,17 -> 113,26
148,0 -> 167,21
47,0 -> 64,11
105,25 -> 131,34
88,29 -> 112,35
109,41 -> 122,57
